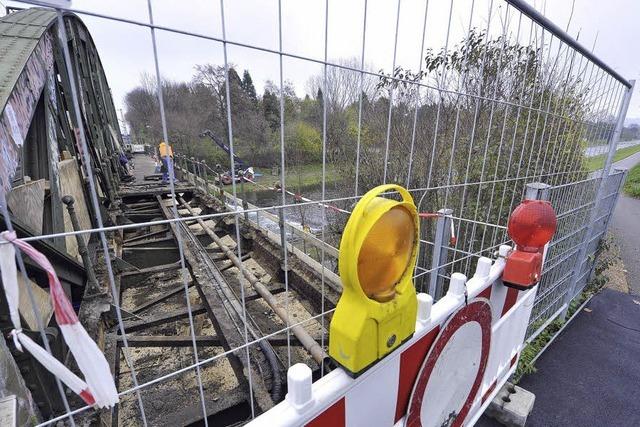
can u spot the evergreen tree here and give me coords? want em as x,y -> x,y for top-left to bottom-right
315,88 -> 324,128
241,70 -> 258,103
262,88 -> 280,131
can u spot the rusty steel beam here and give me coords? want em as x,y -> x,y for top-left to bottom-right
121,304 -> 207,333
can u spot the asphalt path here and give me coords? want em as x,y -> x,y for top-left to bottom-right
584,139 -> 640,157
609,150 -> 640,295
478,289 -> 640,427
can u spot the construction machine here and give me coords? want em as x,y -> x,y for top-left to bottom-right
199,129 -> 254,184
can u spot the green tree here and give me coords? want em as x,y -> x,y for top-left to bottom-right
262,88 -> 280,131
241,70 -> 258,103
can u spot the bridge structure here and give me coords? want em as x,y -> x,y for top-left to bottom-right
0,1 -> 633,427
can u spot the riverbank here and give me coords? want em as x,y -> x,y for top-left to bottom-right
221,163 -> 341,194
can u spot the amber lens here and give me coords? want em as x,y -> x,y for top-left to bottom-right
357,206 -> 415,301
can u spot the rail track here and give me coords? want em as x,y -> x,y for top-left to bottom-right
108,179 -> 338,426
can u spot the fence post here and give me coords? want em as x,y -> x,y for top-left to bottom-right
176,154 -> 186,177
428,208 -> 453,300
278,207 -> 287,261
602,168 -> 628,233
189,157 -> 196,185
202,159 -> 209,193
525,182 -> 551,201
562,80 -> 635,318
240,177 -> 249,222
524,183 -> 552,261
196,159 -> 204,191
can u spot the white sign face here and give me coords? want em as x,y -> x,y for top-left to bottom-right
405,300 -> 492,427
419,322 -> 483,426
0,395 -> 17,427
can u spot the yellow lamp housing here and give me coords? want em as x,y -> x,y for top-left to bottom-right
329,184 -> 419,376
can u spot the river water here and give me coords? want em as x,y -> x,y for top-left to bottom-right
225,180 -> 351,250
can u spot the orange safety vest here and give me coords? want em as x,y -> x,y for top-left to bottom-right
159,142 -> 173,158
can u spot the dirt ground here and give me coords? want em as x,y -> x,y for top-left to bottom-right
603,239 -> 630,294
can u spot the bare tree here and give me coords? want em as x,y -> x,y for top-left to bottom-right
306,57 -> 378,114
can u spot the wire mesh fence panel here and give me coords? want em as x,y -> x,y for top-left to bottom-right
0,0 -> 633,425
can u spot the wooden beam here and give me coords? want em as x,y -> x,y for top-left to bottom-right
121,304 -> 206,332
217,253 -> 251,272
118,335 -> 219,347
123,228 -> 169,244
118,333 -> 321,348
120,261 -> 181,277
130,281 -> 193,314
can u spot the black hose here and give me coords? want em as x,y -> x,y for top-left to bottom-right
257,339 -> 282,402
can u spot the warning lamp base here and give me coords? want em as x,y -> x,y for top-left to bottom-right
330,332 -> 415,378
502,251 -> 542,291
503,280 -> 538,291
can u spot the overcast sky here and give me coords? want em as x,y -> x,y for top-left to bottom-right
5,0 -> 640,123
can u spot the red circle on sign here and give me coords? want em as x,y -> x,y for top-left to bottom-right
405,299 -> 492,427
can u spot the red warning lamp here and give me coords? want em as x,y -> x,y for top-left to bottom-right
502,200 -> 557,290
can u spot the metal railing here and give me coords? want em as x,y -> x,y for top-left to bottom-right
0,0 -> 633,425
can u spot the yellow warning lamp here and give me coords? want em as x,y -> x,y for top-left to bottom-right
329,184 -> 419,376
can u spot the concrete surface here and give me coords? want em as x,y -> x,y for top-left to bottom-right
610,150 -> 640,295
128,153 -> 158,181
479,288 -> 640,427
484,382 -> 535,427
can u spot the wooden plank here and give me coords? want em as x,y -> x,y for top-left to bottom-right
117,335 -> 219,347
17,274 -> 53,331
120,261 -> 181,277
123,228 -> 170,245
130,280 -> 193,314
58,158 -> 91,259
6,179 -> 45,234
182,166 -> 339,259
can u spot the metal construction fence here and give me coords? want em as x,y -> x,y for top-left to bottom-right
0,0 -> 634,425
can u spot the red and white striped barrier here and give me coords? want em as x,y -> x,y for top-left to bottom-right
249,245 -> 537,426
0,231 -> 119,408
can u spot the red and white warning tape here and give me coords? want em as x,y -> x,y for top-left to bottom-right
0,231 -> 118,408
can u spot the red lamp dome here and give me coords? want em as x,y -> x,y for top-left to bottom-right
507,200 -> 557,252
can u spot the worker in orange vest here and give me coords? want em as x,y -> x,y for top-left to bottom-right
158,141 -> 175,184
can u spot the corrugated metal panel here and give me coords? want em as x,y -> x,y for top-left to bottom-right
0,8 -> 56,113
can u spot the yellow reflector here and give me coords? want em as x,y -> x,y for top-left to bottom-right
358,206 -> 415,302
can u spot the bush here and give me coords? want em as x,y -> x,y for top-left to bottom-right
623,163 -> 640,198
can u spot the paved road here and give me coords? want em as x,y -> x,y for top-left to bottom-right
518,289 -> 640,426
610,150 -> 640,295
584,139 -> 640,157
479,289 -> 640,427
